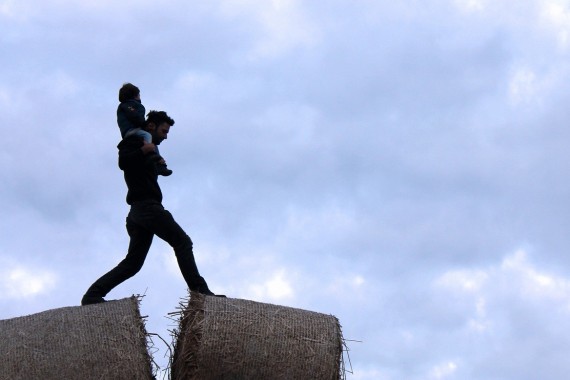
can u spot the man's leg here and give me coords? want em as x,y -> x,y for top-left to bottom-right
138,203 -> 216,294
82,216 -> 153,305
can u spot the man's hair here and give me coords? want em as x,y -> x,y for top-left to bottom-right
146,110 -> 175,128
118,83 -> 140,102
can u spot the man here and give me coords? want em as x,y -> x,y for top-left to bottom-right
81,110 -> 223,305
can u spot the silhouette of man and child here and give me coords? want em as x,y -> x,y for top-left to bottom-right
81,83 -> 224,305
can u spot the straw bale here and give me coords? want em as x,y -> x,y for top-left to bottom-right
0,296 -> 153,380
171,292 -> 343,380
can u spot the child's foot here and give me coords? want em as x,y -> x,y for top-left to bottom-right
157,163 -> 173,176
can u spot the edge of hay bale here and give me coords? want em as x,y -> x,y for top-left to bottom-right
0,296 -> 155,380
169,292 -> 207,380
170,292 -> 345,380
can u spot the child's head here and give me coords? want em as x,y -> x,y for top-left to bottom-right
118,83 -> 140,102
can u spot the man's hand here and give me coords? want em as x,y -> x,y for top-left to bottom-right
140,140 -> 156,155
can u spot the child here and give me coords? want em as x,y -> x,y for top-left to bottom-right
117,83 -> 172,176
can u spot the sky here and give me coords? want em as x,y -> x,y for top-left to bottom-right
2,0 -> 570,378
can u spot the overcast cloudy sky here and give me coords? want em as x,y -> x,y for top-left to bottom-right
3,0 -> 570,378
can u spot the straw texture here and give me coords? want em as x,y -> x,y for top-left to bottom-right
171,292 -> 343,380
0,297 -> 153,380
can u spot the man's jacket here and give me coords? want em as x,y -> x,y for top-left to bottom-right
117,137 -> 163,205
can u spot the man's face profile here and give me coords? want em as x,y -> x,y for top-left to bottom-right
150,122 -> 170,145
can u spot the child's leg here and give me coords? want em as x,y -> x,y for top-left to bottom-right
128,129 -> 173,176
126,128 -> 153,144
125,128 -> 151,143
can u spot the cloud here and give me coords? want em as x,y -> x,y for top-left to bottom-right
219,0 -> 321,60
453,0 -> 486,12
508,67 -> 539,105
540,0 -> 570,48
0,0 -> 30,19
350,367 -> 386,380
436,249 -> 570,307
428,361 -> 458,379
0,264 -> 57,300
501,249 -> 570,302
245,269 -> 295,301
326,274 -> 366,298
431,249 -> 570,378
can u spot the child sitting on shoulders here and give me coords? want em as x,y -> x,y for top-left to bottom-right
117,83 -> 172,176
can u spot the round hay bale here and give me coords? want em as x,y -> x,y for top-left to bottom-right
171,292 -> 343,380
0,297 -> 153,380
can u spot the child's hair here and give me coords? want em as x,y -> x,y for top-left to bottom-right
118,83 -> 140,102
146,110 -> 175,127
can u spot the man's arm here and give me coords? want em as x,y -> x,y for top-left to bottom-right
118,140 -> 156,170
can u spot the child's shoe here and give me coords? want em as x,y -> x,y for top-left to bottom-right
157,163 -> 173,176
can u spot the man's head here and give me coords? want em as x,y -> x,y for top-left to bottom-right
145,110 -> 175,145
118,83 -> 140,102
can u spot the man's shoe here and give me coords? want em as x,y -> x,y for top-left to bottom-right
196,287 -> 226,298
81,295 -> 106,305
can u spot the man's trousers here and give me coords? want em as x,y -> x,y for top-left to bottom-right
84,200 -> 209,298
